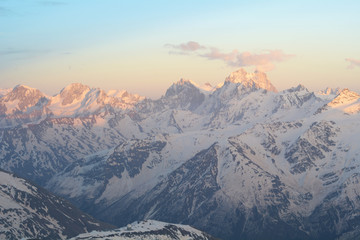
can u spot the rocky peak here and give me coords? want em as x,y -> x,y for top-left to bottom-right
162,78 -> 205,111
59,83 -> 90,105
165,78 -> 200,97
318,87 -> 342,96
224,68 -> 278,92
286,84 -> 309,93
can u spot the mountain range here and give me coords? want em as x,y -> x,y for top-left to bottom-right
1,68 -> 360,239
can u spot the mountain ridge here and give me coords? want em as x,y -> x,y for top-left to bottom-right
1,68 -> 360,240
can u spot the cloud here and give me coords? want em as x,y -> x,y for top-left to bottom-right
165,41 -> 205,52
345,58 -> 360,69
165,41 -> 294,71
202,48 -> 294,71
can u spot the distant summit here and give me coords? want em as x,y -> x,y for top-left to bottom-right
165,78 -> 200,97
328,88 -> 360,107
225,68 -> 278,92
59,83 -> 91,106
318,87 -> 342,96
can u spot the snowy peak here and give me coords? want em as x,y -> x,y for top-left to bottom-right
224,68 -> 278,92
328,88 -> 360,107
0,83 -> 146,125
0,84 -> 45,112
59,83 -> 91,106
316,88 -> 360,115
70,220 -> 216,240
107,89 -> 145,105
326,88 -> 360,114
49,84 -> 145,117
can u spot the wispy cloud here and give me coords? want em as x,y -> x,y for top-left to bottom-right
0,48 -> 50,60
165,41 -> 294,71
165,41 -> 205,52
345,58 -> 360,69
0,49 -> 28,55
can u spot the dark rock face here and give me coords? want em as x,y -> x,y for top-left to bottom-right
162,79 -> 206,111
106,140 -> 166,178
98,144 -> 220,226
285,121 -> 338,174
0,116 -> 127,183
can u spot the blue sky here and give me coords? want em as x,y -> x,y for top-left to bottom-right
1,0 -> 359,97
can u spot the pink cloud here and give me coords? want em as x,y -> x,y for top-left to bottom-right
202,48 -> 294,71
345,58 -> 360,69
165,41 -> 294,72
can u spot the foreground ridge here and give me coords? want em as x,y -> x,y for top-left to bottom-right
0,169 -> 114,239
70,220 -> 217,240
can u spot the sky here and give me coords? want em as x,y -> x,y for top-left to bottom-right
0,0 -> 359,98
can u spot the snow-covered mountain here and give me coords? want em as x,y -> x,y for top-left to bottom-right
223,68 -> 278,92
0,83 -> 144,128
70,220 -> 216,240
1,68 -> 360,240
0,169 -> 114,239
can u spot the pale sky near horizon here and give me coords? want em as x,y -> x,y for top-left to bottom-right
0,0 -> 359,98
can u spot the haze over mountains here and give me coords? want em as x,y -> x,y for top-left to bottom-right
1,68 -> 360,239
